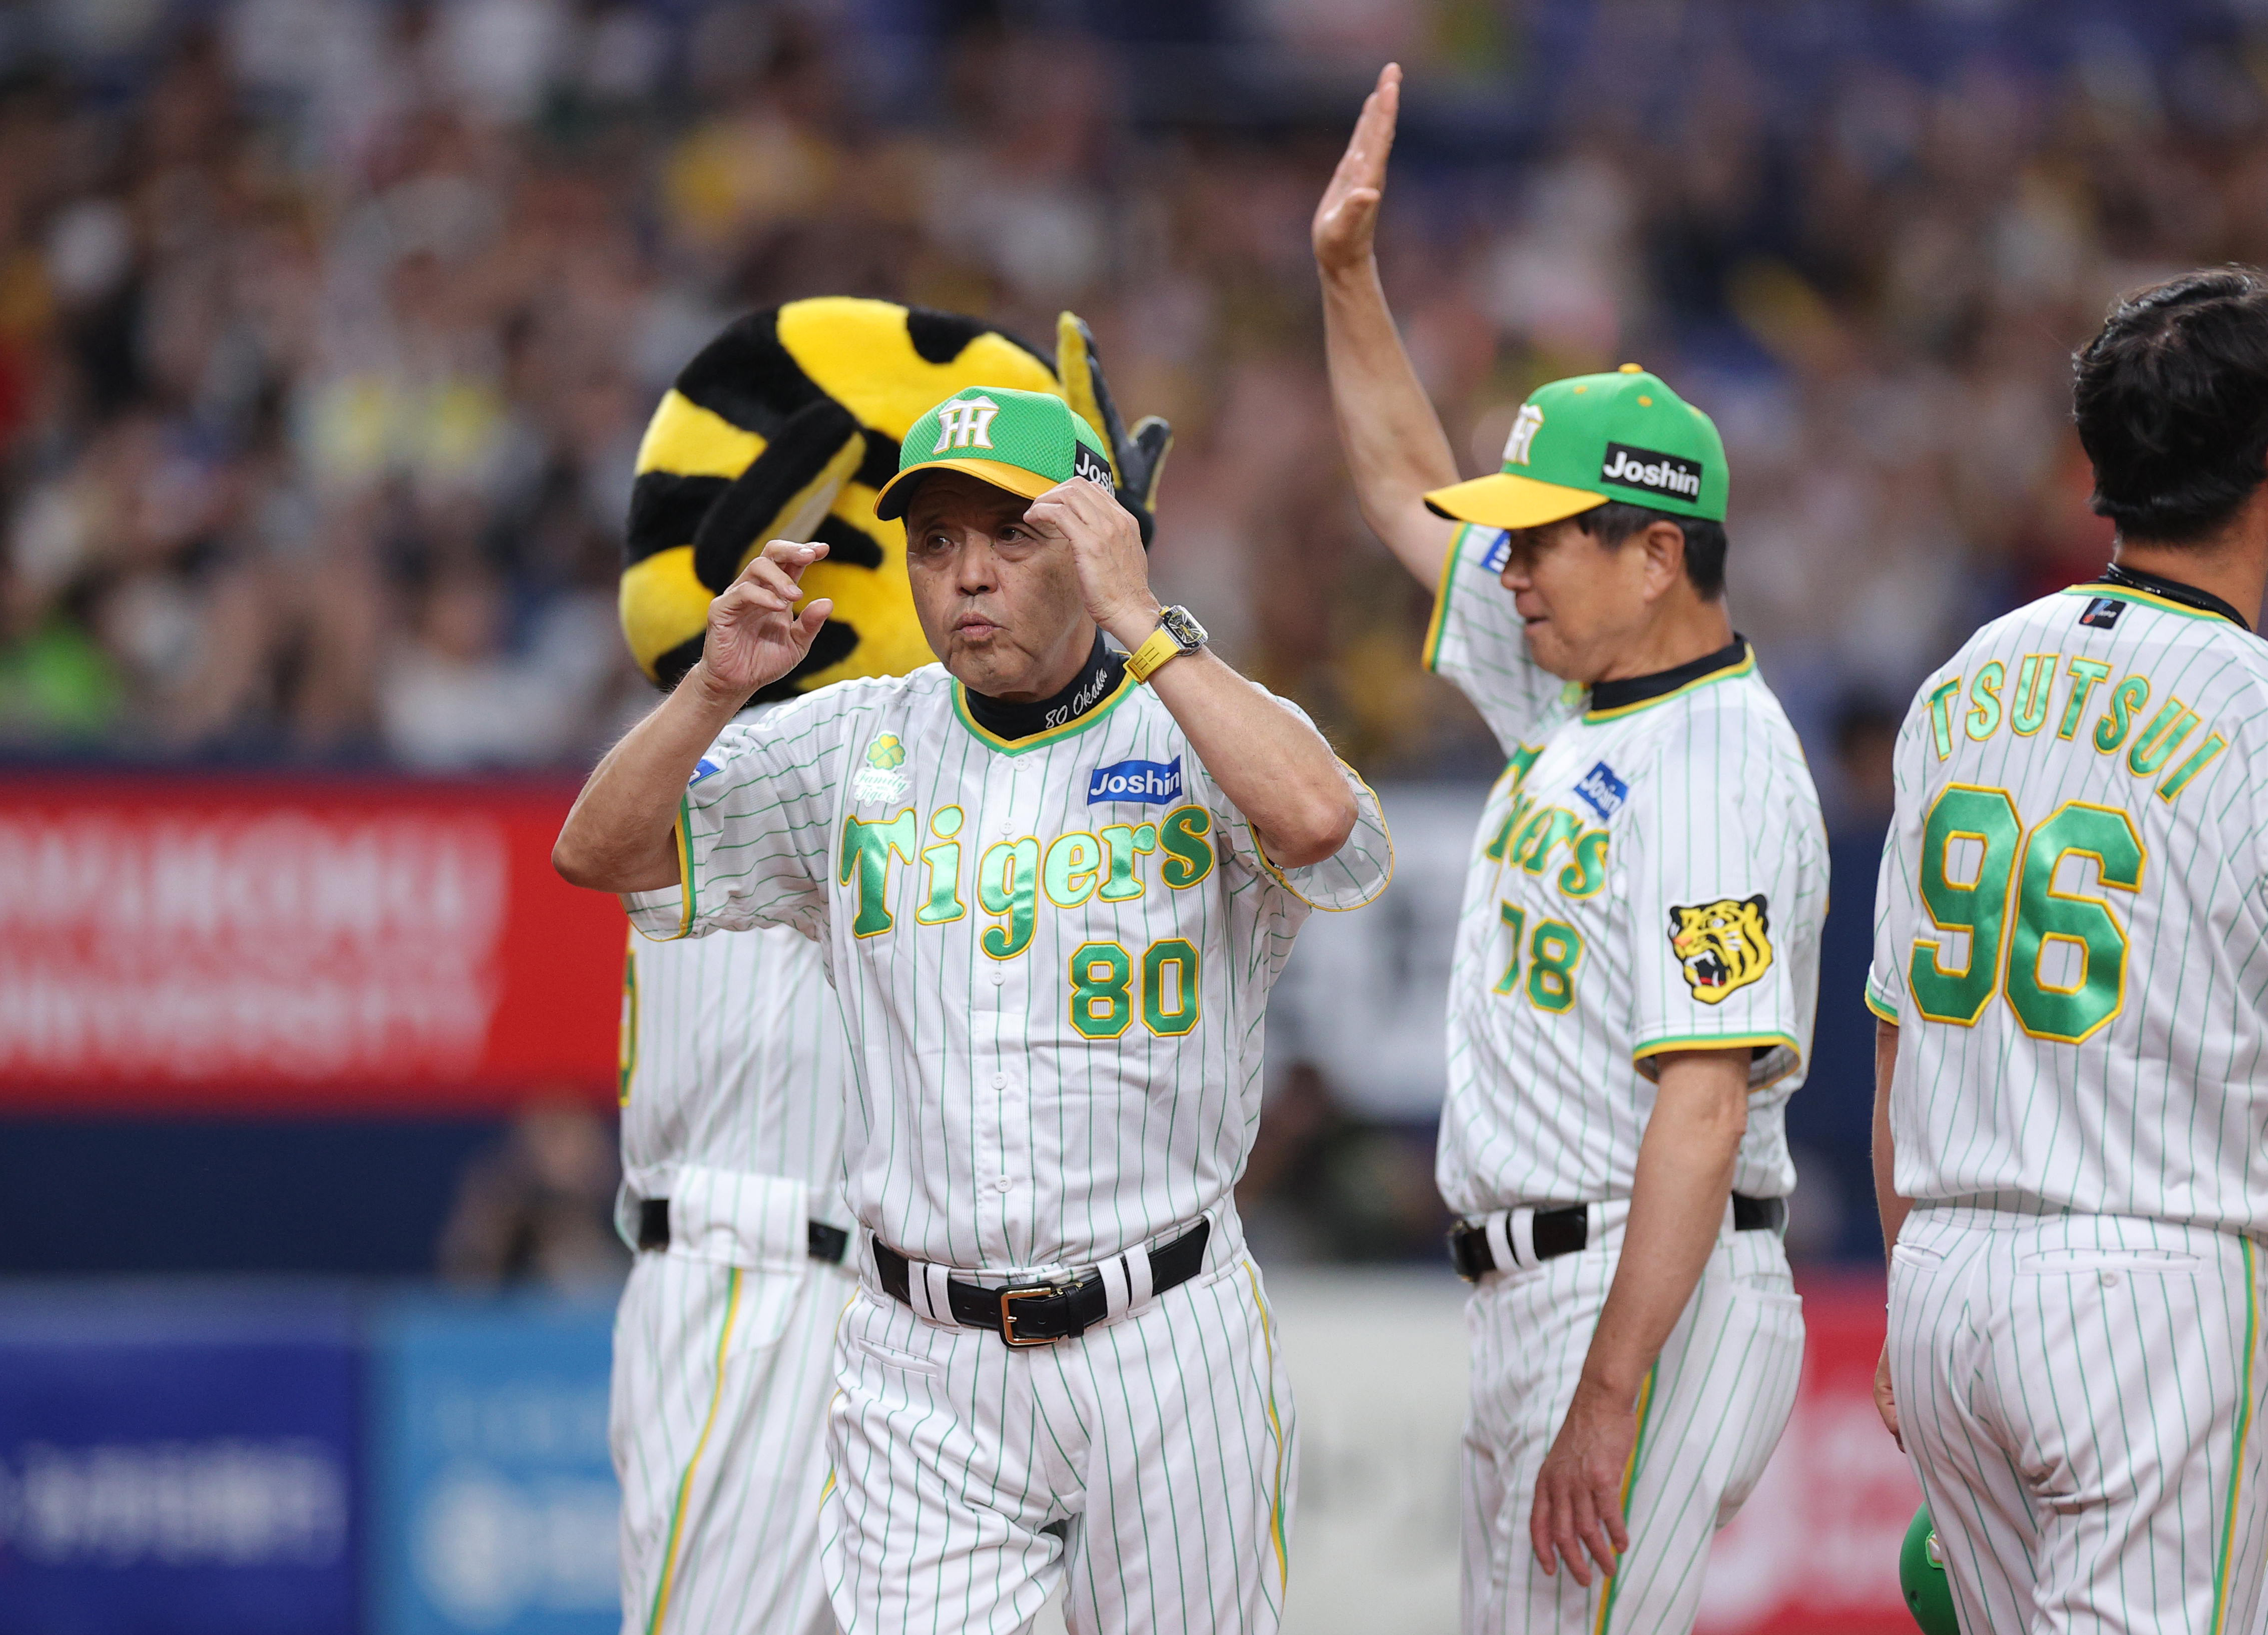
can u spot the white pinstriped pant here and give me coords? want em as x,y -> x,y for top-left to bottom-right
1461,1222 -> 1804,1635
611,1247 -> 854,1635
821,1251 -> 1295,1635
1888,1206 -> 2268,1635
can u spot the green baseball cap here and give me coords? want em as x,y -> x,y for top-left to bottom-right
1426,364 -> 1728,530
874,385 -> 1115,520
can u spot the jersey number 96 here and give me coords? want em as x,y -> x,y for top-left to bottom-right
1910,785 -> 2143,1044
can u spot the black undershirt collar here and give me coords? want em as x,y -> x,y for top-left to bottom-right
1587,636 -> 1750,716
963,633 -> 1125,741
2090,562 -> 2250,632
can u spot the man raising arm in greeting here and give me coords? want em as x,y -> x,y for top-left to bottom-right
1313,65 -> 1824,1635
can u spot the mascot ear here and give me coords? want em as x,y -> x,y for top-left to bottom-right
690,400 -> 866,591
620,396 -> 866,689
1056,310 -> 1173,547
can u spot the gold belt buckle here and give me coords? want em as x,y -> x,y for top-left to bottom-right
999,1285 -> 1060,1348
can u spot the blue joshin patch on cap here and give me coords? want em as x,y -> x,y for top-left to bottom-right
689,757 -> 722,785
1573,760 -> 1627,820
1088,756 -> 1183,805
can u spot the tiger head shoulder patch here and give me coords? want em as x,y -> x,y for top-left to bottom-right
1668,894 -> 1773,1005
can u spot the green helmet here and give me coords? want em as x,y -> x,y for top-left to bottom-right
1900,1505 -> 1960,1635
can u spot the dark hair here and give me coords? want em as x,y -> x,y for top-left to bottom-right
2073,267 -> 2268,544
1576,501 -> 1728,598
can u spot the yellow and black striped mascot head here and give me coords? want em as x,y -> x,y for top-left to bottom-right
621,296 -> 1169,694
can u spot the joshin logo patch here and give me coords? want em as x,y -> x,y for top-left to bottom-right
1073,443 -> 1114,487
1572,760 -> 1627,820
852,734 -> 910,802
1088,756 -> 1183,805
1600,442 -> 1704,502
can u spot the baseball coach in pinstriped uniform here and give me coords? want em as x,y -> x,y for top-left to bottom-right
558,384 -> 1392,1635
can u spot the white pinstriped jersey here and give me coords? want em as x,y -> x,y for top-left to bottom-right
1424,522 -> 1826,1215
617,923 -> 848,1212
1868,579 -> 2268,1230
623,662 -> 1393,1271
616,708 -> 851,1219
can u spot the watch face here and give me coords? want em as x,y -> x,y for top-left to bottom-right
1161,605 -> 1208,649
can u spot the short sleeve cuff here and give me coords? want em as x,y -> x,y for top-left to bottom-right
624,884 -> 691,942
1250,765 -> 1395,912
1632,1032 -> 1801,1089
1864,975 -> 1901,1024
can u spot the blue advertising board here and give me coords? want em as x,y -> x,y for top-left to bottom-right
0,1285 -> 360,1635
367,1294 -> 617,1635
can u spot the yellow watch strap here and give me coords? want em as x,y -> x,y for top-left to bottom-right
1125,626 -> 1183,684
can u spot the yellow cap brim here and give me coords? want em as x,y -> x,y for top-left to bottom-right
874,458 -> 1058,520
1423,473 -> 1607,530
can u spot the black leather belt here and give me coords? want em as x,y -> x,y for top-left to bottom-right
637,1197 -> 849,1265
1448,1193 -> 1785,1282
873,1219 -> 1210,1348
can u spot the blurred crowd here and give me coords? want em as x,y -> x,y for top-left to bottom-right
0,0 -> 2256,793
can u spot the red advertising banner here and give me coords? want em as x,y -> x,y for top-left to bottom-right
1700,1273 -> 1923,1634
0,777 -> 626,1111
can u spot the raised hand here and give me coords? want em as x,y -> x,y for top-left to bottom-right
1312,63 -> 1403,275
1023,477 -> 1156,649
694,539 -> 833,702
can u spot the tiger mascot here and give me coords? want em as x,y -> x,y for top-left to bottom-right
607,297 -> 1171,1635
620,295 -> 1170,691
1668,894 -> 1775,1004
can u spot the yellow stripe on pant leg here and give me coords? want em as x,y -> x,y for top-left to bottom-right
1591,1363 -> 1659,1635
2212,1239 -> 2259,1635
1244,1264 -> 1291,1590
648,1266 -> 742,1635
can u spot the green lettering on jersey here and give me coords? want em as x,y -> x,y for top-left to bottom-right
2058,658 -> 2112,740
1501,804 -> 1558,870
2010,653 -> 2057,737
1558,829 -> 1611,899
1506,742 -> 1545,788
2158,733 -> 2227,802
1910,785 -> 2021,1025
2092,675 -> 2150,753
2127,697 -> 2200,777
2004,801 -> 2142,1045
839,808 -> 918,938
1515,808 -> 1585,877
978,838 -> 1041,959
1043,831 -> 1105,908
1927,677 -> 1963,760
1965,662 -> 2005,742
1484,790 -> 1537,862
917,806 -> 967,925
1159,805 -> 1216,889
1097,824 -> 1158,901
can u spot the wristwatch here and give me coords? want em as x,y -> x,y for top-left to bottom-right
1125,605 -> 1209,684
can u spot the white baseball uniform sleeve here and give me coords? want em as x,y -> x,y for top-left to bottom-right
1424,522 -> 1584,750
